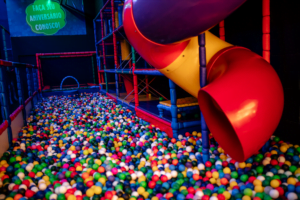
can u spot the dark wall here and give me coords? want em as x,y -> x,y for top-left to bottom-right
0,0 -> 9,30
11,0 -> 98,64
0,0 -> 12,60
215,0 -> 300,142
41,56 -> 96,87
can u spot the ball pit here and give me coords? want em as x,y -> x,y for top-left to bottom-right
0,92 -> 300,200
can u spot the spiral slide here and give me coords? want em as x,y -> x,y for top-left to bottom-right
123,0 -> 284,161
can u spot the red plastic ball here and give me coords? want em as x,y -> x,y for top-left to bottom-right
187,187 -> 195,194
202,195 -> 210,200
217,194 -> 226,200
161,175 -> 168,182
28,172 -> 35,178
76,196 -> 83,200
270,159 -> 278,165
22,180 -> 30,187
220,178 -> 228,185
222,161 -> 228,167
25,190 -> 35,198
148,181 -> 156,189
152,175 -> 159,182
248,176 -> 256,183
205,161 -> 212,167
253,197 -> 261,200
13,185 -> 19,190
193,174 -> 200,181
276,187 -> 284,196
105,191 -> 113,199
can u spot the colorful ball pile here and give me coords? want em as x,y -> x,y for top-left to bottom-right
0,92 -> 300,200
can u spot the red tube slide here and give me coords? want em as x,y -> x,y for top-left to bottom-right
198,47 -> 283,161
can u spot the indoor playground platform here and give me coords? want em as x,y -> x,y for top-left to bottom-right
0,0 -> 300,200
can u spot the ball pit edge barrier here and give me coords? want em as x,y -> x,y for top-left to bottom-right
0,59 -> 39,157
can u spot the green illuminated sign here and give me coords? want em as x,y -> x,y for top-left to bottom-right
26,0 -> 66,35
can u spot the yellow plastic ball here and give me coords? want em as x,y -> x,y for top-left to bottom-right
223,167 -> 231,174
142,191 -> 149,198
138,176 -> 146,183
68,195 -> 76,200
270,179 -> 280,188
83,150 -> 89,155
137,187 -> 145,195
238,162 -> 246,169
287,177 -> 297,185
254,185 -> 264,193
76,166 -> 82,171
209,178 -> 216,184
223,191 -> 231,200
212,171 -> 219,179
253,179 -> 262,186
86,189 -> 94,197
94,186 -> 102,194
179,186 -> 187,192
99,177 -> 106,186
242,196 -> 251,200
285,161 -> 292,166
230,181 -> 237,188
36,172 -> 43,177
280,145 -> 288,153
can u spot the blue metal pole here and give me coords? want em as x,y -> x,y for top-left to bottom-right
169,79 -> 179,138
26,68 -> 32,97
115,73 -> 119,98
93,19 -> 100,86
0,65 -> 13,146
35,68 -> 40,99
15,67 -> 27,126
32,68 -> 37,94
199,33 -> 210,163
118,5 -> 123,26
1,28 -> 8,61
26,67 -> 34,109
29,68 -> 35,106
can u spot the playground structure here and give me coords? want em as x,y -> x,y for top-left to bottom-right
92,0 -> 284,162
93,0 -> 206,143
0,0 -> 284,162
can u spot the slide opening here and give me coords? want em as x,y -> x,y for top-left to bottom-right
198,90 -> 245,161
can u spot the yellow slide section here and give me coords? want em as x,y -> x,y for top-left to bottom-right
159,31 -> 232,97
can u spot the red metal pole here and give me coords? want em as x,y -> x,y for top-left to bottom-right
263,0 -> 270,63
98,71 -> 101,85
219,20 -> 225,41
36,54 -> 41,92
132,47 -> 139,107
111,0 -> 119,69
40,55 -> 44,89
39,51 -> 96,56
133,64 -> 139,107
59,54 -> 94,58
